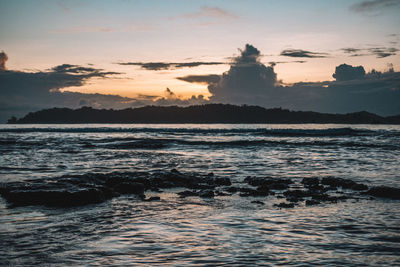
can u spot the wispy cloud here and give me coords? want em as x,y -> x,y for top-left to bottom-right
177,74 -> 221,85
182,6 -> 238,20
268,60 -> 307,66
350,0 -> 400,14
369,47 -> 399,58
340,46 -> 399,58
117,61 -> 225,71
169,6 -> 238,25
52,24 -> 154,33
280,49 -> 329,58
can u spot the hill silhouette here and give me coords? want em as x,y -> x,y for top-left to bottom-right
8,104 -> 400,124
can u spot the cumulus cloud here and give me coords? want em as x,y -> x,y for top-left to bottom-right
118,61 -> 225,70
187,44 -> 400,115
2,45 -> 400,122
0,51 -> 8,71
333,64 -> 366,81
208,44 -> 278,104
350,0 -> 400,13
280,49 -> 329,58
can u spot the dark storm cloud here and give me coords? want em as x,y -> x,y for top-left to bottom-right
117,61 -> 225,70
208,44 -> 277,103
198,44 -> 400,116
0,51 -> 8,71
332,64 -> 366,81
0,57 -> 210,122
0,61 -> 136,122
350,0 -> 399,13
280,49 -> 329,58
177,74 -> 220,84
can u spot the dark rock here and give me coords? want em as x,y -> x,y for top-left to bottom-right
199,190 -> 214,198
215,191 -> 230,196
268,182 -> 289,190
365,186 -> 400,199
301,177 -> 320,187
1,187 -> 106,207
256,184 -> 270,194
244,177 -> 292,190
239,187 -> 268,197
286,196 -> 301,203
177,190 -> 198,198
251,200 -> 264,205
321,177 -> 356,189
283,190 -> 312,198
214,177 -> 231,186
307,184 -> 326,192
305,199 -> 320,206
226,186 -> 238,193
310,193 -> 331,202
144,196 -> 161,201
351,183 -> 368,191
274,202 -> 295,208
113,182 -> 145,195
162,170 -> 198,187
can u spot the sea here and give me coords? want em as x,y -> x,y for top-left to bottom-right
0,124 -> 399,266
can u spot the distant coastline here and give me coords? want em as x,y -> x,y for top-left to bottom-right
7,104 -> 400,124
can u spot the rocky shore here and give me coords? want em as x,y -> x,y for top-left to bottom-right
0,169 -> 399,208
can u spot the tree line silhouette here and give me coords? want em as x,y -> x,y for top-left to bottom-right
8,104 -> 400,124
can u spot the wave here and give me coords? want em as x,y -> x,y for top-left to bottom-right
262,128 -> 367,137
0,127 -> 384,136
92,138 -> 399,150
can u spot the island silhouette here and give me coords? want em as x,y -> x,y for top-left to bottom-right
8,104 -> 400,124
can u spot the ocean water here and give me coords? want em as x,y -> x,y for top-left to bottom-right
0,124 -> 399,266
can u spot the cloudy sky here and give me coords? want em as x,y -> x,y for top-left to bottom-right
0,0 -> 400,122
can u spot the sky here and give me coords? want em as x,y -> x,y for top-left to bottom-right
0,0 -> 400,122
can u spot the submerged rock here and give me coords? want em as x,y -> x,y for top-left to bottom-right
0,169 -> 397,209
301,177 -> 320,187
177,190 -> 198,198
0,186 -> 107,207
305,199 -> 320,206
321,177 -> 359,189
112,182 -> 145,195
365,186 -> 400,199
274,202 -> 295,208
144,196 -> 161,201
199,189 -> 215,198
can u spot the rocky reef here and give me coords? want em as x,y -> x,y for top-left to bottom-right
0,169 -> 399,208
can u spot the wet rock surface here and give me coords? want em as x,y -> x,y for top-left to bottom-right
0,169 -> 399,208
